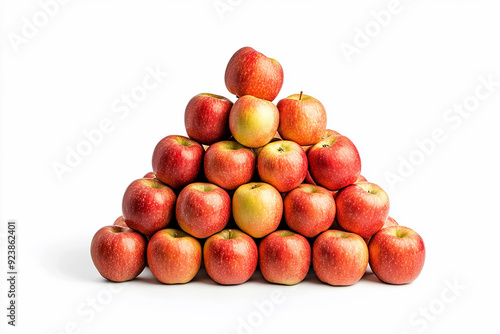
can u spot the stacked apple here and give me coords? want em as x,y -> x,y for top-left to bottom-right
91,47 -> 425,286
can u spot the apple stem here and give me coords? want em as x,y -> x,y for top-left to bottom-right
299,91 -> 303,100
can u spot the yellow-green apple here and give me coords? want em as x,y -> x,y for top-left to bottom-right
313,230 -> 368,286
259,230 -> 311,285
122,178 -> 177,236
224,47 -> 283,101
184,93 -> 233,145
90,225 -> 147,282
152,135 -> 204,189
176,182 -> 231,238
143,172 -> 156,179
147,228 -> 201,284
257,140 -> 308,192
307,134 -> 361,190
232,182 -> 283,238
229,95 -> 279,148
369,226 -> 425,284
204,141 -> 256,190
277,93 -> 327,146
204,229 -> 258,285
284,184 -> 335,237
336,182 -> 390,238
113,215 -> 128,228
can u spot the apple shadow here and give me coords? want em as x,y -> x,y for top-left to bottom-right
362,272 -> 382,284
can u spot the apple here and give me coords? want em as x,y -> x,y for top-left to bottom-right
147,228 -> 201,284
152,135 -> 204,189
90,225 -> 147,282
277,92 -> 327,146
356,174 -> 367,183
204,229 -> 258,285
369,226 -> 425,284
204,141 -> 256,190
143,172 -> 156,179
122,178 -> 177,236
259,230 -> 311,285
322,129 -> 340,139
229,95 -> 279,148
113,215 -> 128,228
313,230 -> 368,286
363,216 -> 399,244
257,140 -> 308,192
224,47 -> 283,101
232,182 -> 282,238
336,182 -> 390,238
307,134 -> 361,191
176,182 -> 231,238
184,93 -> 233,145
284,184 -> 335,237
254,132 -> 282,156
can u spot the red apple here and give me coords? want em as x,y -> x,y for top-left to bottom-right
257,140 -> 308,192
204,229 -> 258,285
259,230 -> 311,285
152,135 -> 204,189
147,228 -> 201,284
356,174 -> 367,183
184,93 -> 233,145
284,184 -> 335,237
336,182 -> 390,238
322,129 -> 341,139
204,141 -> 256,190
277,93 -> 327,146
225,47 -> 283,101
122,178 -> 177,236
307,134 -> 361,191
113,215 -> 128,228
176,182 -> 231,238
369,226 -> 425,284
143,172 -> 156,179
254,132 -> 282,156
90,225 -> 147,282
229,95 -> 279,148
313,230 -> 368,286
363,216 -> 399,244
232,182 -> 283,238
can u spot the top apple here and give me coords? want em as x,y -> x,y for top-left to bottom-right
225,47 -> 284,102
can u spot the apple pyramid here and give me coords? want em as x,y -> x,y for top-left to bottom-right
91,47 -> 426,286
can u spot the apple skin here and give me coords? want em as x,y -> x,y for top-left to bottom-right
232,182 -> 283,238
147,228 -> 201,284
277,93 -> 327,146
254,133 -> 282,156
259,230 -> 311,285
90,225 -> 147,282
152,135 -> 204,189
363,216 -> 399,244
356,174 -> 367,183
113,215 -> 129,228
307,134 -> 361,191
204,141 -> 256,190
143,172 -> 157,179
257,140 -> 308,192
313,230 -> 368,286
229,95 -> 280,148
184,93 -> 233,145
284,184 -> 336,238
204,229 -> 258,285
176,182 -> 231,238
336,182 -> 390,238
224,47 -> 284,101
122,178 -> 177,236
369,226 -> 425,284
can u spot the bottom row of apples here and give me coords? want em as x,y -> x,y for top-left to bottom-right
90,220 -> 425,286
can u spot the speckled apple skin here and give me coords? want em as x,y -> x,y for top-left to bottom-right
204,229 -> 258,285
369,226 -> 425,285
313,230 -> 368,286
91,226 -> 147,282
284,184 -> 336,238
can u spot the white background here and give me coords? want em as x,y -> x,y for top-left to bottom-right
1,1 -> 500,333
